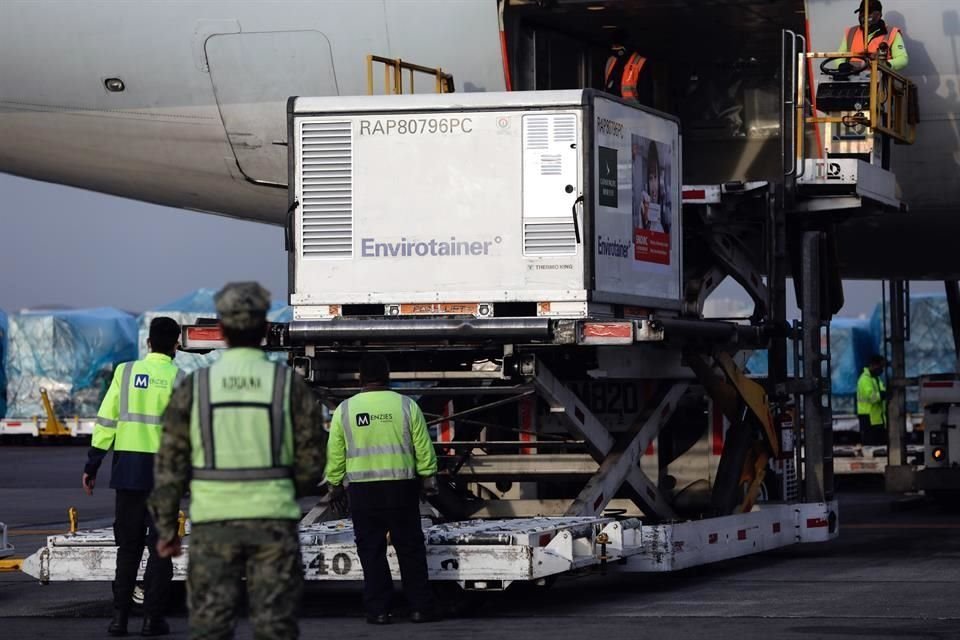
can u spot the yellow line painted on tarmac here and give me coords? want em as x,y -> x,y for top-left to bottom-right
0,558 -> 24,572
844,523 -> 960,529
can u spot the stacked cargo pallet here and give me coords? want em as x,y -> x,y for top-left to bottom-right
0,289 -> 291,438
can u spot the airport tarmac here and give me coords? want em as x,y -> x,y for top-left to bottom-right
2,444 -> 959,639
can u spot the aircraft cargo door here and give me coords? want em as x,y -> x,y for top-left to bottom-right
206,31 -> 339,186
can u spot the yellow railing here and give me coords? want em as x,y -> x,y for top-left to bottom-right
805,51 -> 918,145
366,55 -> 454,95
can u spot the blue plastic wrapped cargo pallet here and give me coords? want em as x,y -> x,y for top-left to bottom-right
828,318 -> 876,414
747,295 -> 958,415
0,309 -> 7,417
138,289 -> 292,374
5,308 -> 138,417
870,294 -> 957,379
870,294 -> 956,413
745,317 -> 874,414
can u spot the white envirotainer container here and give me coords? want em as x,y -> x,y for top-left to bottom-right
288,90 -> 682,318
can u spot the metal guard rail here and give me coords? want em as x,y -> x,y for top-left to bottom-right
805,51 -> 919,145
367,55 -> 454,95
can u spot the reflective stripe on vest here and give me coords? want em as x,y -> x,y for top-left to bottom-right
118,363 -> 169,425
340,393 -> 416,482
188,351 -> 299,524
195,364 -> 291,481
621,53 -> 647,99
92,357 -> 178,453
846,26 -> 900,55
605,52 -> 647,100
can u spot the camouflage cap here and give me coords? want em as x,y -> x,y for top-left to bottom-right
214,282 -> 271,330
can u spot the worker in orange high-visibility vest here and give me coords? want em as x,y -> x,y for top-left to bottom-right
838,0 -> 908,72
604,29 -> 651,104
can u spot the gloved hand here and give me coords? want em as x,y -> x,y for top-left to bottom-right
420,475 -> 439,498
329,484 -> 349,515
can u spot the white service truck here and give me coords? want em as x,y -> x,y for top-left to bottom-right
23,90 -> 838,608
913,377 -> 960,500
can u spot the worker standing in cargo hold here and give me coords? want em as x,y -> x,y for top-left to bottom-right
604,30 -> 651,104
82,316 -> 182,637
857,354 -> 888,447
326,354 -> 440,625
149,282 -> 325,640
839,1 -> 908,72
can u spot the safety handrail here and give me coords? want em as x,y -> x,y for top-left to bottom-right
366,55 -> 454,95
783,30 -> 808,178
804,51 -> 918,145
782,30 -> 797,177
796,34 -> 807,178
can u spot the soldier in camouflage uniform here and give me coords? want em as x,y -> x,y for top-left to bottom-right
149,282 -> 325,640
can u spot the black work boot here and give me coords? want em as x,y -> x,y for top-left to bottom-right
366,613 -> 391,625
107,609 -> 129,636
140,616 -> 170,637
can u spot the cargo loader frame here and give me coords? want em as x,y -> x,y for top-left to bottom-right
20,77 -> 853,605
24,503 -> 836,589
21,312 -> 840,594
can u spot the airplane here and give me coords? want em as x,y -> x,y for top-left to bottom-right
0,0 -> 957,278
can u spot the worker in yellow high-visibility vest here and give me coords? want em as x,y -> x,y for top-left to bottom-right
82,316 -> 182,637
857,354 -> 888,447
326,354 -> 439,625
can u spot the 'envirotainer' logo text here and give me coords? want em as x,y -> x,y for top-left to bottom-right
361,236 -> 502,258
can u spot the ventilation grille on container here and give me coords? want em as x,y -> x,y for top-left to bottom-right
299,120 -> 353,259
522,112 -> 579,256
523,217 -> 579,255
540,154 -> 562,176
525,116 -> 550,150
553,116 -> 576,144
